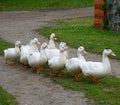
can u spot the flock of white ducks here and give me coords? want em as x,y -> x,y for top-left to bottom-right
4,33 -> 116,84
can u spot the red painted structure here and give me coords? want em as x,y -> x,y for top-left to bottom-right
94,0 -> 106,29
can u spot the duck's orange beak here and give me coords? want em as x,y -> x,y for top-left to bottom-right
82,50 -> 87,54
54,37 -> 57,40
36,41 -> 40,45
110,52 -> 116,56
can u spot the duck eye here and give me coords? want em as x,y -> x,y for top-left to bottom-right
107,49 -> 110,51
79,47 -> 82,49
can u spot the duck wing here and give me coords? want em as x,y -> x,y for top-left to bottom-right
66,58 -> 79,71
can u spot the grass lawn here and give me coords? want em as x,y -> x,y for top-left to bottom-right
0,86 -> 18,105
37,17 -> 120,59
0,0 -> 94,11
52,74 -> 120,105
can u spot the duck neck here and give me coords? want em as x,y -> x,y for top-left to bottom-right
59,50 -> 67,63
102,53 -> 111,71
77,52 -> 86,62
40,48 -> 47,57
49,39 -> 56,49
30,44 -> 38,52
15,45 -> 20,50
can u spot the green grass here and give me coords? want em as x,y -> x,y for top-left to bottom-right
37,17 -> 120,59
0,38 -> 13,55
0,86 -> 18,105
0,0 -> 94,11
52,73 -> 120,105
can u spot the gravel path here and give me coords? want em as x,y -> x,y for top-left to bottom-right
0,7 -> 119,105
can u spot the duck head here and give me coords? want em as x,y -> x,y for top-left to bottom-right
41,43 -> 48,50
59,42 -> 68,52
104,48 -> 116,56
30,38 -> 40,46
33,38 -> 40,45
15,40 -> 21,47
78,46 -> 87,54
50,33 -> 57,40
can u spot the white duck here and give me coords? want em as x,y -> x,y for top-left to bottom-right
4,40 -> 21,66
28,38 -> 40,52
65,46 -> 87,80
28,43 -> 48,73
45,33 -> 58,60
48,42 -> 68,77
45,42 -> 69,60
79,48 -> 116,84
45,33 -> 69,60
47,33 -> 57,49
20,38 -> 40,69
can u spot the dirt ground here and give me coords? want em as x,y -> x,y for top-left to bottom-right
0,7 -> 119,105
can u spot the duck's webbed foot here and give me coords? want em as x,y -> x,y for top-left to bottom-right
14,60 -> 17,67
5,59 -> 9,66
57,72 -> 62,77
36,68 -> 41,74
87,75 -> 99,84
22,65 -> 28,70
50,70 -> 54,77
74,72 -> 81,80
